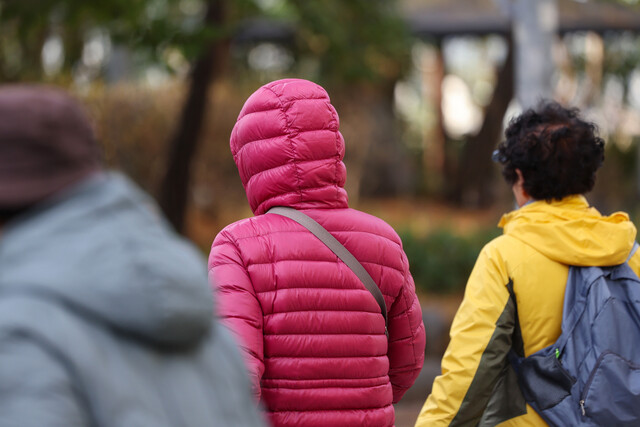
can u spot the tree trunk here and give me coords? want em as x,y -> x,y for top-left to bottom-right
449,37 -> 514,207
513,0 -> 558,108
421,39 -> 447,195
158,0 -> 227,233
358,82 -> 414,197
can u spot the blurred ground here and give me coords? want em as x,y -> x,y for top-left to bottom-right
395,401 -> 424,427
392,293 -> 464,426
393,357 -> 444,426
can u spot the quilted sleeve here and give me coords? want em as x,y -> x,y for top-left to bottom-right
387,249 -> 426,403
209,230 -> 265,401
0,334 -> 90,427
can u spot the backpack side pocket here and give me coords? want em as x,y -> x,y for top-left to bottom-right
580,351 -> 640,427
515,349 -> 576,410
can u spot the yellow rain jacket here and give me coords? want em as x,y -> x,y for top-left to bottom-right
416,195 -> 639,427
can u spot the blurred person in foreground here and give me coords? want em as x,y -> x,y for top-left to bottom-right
415,101 -> 640,426
208,78 -> 426,427
0,85 -> 265,427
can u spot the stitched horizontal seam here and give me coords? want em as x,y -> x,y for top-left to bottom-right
211,258 -> 403,280
262,375 -> 388,382
264,334 -> 386,338
262,384 -> 388,390
239,96 -> 330,117
211,258 -> 339,268
254,185 -> 341,208
254,285 -> 374,291
243,155 -> 338,182
386,333 -> 414,342
244,158 -> 337,187
235,128 -> 337,155
212,266 -> 396,299
238,246 -> 403,268
211,238 -> 236,248
252,259 -> 402,273
245,157 -> 334,191
389,310 -> 414,320
247,258 -> 394,268
389,365 -> 422,375
264,309 -> 381,316
265,354 -> 386,358
225,313 -> 259,321
255,286 -> 391,300
267,405 -> 392,413
247,258 -> 404,277
231,227 -> 402,251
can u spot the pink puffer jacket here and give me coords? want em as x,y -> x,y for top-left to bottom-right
209,79 -> 425,427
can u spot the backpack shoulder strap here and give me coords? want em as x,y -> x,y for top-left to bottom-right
267,206 -> 388,336
556,242 -> 640,352
626,242 -> 639,263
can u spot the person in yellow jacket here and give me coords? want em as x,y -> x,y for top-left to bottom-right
415,101 -> 640,427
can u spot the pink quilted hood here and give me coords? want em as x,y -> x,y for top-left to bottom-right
230,79 -> 349,215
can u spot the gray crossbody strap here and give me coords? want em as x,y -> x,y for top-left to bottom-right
267,206 -> 388,335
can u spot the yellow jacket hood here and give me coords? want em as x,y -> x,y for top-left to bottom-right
498,195 -> 637,266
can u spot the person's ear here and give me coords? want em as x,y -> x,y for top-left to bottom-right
513,169 -> 532,207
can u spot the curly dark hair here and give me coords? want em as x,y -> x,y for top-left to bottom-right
494,101 -> 605,201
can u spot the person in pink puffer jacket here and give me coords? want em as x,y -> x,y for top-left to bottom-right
208,78 -> 426,427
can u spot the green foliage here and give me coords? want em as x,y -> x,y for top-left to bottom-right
286,0 -> 410,84
1,0 -> 411,85
400,227 -> 501,294
0,0 -> 241,81
602,32 -> 640,84
228,0 -> 411,87
564,31 -> 640,95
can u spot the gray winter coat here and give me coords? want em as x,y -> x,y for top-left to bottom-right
0,172 -> 265,427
